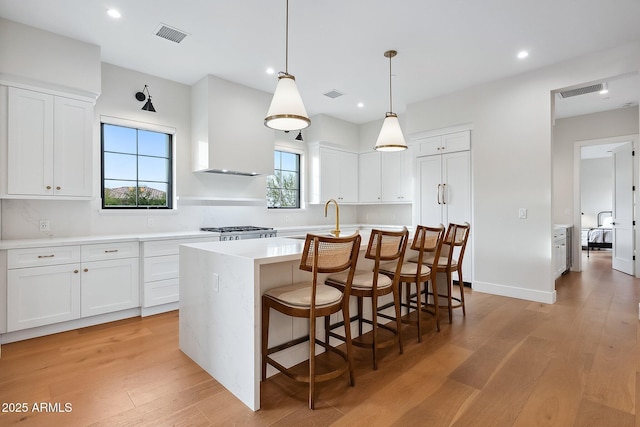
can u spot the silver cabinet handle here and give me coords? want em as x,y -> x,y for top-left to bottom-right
442,183 -> 447,204
104,249 -> 119,253
37,254 -> 55,258
437,184 -> 442,204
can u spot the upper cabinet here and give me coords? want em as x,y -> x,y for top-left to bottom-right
358,147 -> 414,204
415,130 -> 470,156
308,142 -> 358,204
5,86 -> 93,198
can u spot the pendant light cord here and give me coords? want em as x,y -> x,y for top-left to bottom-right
388,53 -> 392,112
285,0 -> 289,74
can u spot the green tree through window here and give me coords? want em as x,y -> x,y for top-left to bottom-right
267,150 -> 300,208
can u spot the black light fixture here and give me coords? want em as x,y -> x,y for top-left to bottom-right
295,130 -> 303,141
135,85 -> 156,112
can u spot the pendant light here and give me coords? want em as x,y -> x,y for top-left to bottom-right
374,50 -> 407,151
264,0 -> 310,131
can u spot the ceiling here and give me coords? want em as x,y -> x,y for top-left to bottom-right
1,0 -> 640,124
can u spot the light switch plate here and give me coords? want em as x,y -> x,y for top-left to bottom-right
518,208 -> 527,219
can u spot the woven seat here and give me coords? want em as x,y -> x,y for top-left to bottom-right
379,224 -> 445,340
325,227 -> 408,370
261,232 -> 361,410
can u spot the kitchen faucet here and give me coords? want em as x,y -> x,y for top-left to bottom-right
324,199 -> 340,237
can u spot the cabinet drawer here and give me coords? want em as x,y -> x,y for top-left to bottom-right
143,237 -> 216,257
8,246 -> 81,269
144,254 -> 179,282
81,241 -> 139,262
143,278 -> 179,307
554,228 -> 567,240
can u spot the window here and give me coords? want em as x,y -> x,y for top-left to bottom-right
267,150 -> 300,208
101,122 -> 173,209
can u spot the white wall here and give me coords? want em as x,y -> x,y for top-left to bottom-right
552,106 -> 639,224
580,157 -> 613,228
405,40 -> 640,304
0,18 -> 101,96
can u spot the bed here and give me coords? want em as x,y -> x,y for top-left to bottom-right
581,210 -> 613,256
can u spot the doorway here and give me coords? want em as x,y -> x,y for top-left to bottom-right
572,135 -> 638,274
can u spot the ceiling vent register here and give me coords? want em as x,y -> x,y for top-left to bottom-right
559,83 -> 604,98
155,24 -> 188,43
323,90 -> 344,99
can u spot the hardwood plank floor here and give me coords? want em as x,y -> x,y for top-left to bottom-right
0,250 -> 638,426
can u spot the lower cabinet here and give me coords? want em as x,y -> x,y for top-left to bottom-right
81,258 -> 139,317
7,263 -> 81,331
141,237 -> 218,311
6,241 -> 139,332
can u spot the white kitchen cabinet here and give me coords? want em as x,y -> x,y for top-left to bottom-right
7,86 -> 93,198
358,149 -> 413,203
416,130 -> 470,156
7,246 -> 82,332
141,236 -> 218,312
6,241 -> 139,332
358,151 -> 382,202
80,242 -> 139,317
81,258 -> 139,317
7,264 -> 81,332
417,151 -> 470,226
381,148 -> 414,203
308,143 -> 358,204
554,226 -> 571,279
416,147 -> 471,282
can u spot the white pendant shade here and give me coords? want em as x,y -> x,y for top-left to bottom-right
264,73 -> 310,131
374,113 -> 407,151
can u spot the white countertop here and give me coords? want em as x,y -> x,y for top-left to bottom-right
183,237 -> 308,265
0,224 -> 410,251
0,230 -> 219,250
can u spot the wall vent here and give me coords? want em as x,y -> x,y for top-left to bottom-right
323,89 -> 344,99
559,84 -> 603,98
154,24 -> 189,44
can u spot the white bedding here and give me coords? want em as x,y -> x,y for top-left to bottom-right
581,227 -> 612,246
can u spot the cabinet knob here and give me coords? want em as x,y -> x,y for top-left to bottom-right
84,268 -> 88,272
46,185 -> 52,190
56,186 -> 61,190
74,270 -> 79,273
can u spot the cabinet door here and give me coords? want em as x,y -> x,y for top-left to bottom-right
7,264 -> 81,331
53,96 -> 93,197
338,151 -> 358,203
81,258 -> 139,317
319,148 -> 341,202
441,151 -> 471,225
319,148 -> 358,203
417,155 -> 444,225
359,151 -> 381,202
381,149 -> 413,202
7,87 -> 54,196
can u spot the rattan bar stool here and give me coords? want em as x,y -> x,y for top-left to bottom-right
261,232 -> 361,410
325,227 -> 408,370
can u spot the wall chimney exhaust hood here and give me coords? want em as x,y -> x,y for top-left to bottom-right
191,75 -> 275,176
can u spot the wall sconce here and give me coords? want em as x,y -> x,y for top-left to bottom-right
135,85 -> 156,112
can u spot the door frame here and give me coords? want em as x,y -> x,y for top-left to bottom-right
572,133 -> 639,274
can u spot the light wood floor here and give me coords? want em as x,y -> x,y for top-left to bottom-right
1,250 -> 638,426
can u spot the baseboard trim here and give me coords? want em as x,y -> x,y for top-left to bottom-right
472,281 -> 556,304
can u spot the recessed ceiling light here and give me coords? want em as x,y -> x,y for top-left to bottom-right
266,68 -> 275,75
357,102 -> 364,108
517,50 -> 529,59
107,9 -> 121,19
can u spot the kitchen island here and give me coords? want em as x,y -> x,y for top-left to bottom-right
178,232 -> 374,411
